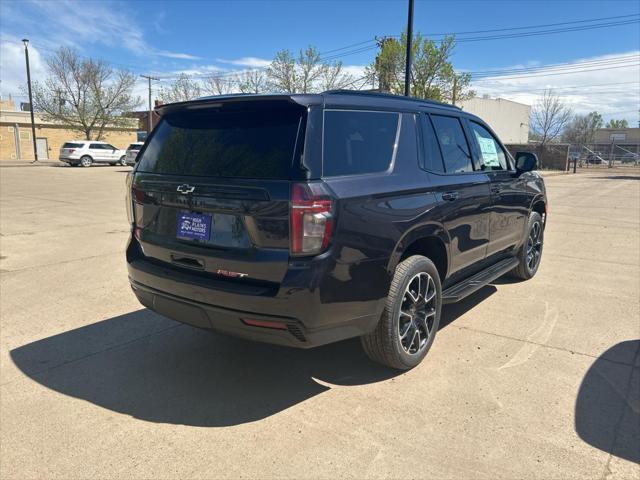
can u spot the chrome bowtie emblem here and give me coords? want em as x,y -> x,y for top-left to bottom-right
176,184 -> 195,194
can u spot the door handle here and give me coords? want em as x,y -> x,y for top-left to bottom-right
491,185 -> 502,194
442,192 -> 459,202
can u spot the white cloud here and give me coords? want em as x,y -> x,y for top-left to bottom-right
216,57 -> 272,68
158,51 -> 202,60
0,35 -> 47,102
470,51 -> 640,123
1,0 -> 198,61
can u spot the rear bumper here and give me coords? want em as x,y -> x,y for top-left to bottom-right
126,238 -> 388,348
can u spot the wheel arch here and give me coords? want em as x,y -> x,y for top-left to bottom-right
531,195 -> 546,218
388,225 -> 449,284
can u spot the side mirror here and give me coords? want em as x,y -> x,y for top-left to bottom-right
515,151 -> 538,173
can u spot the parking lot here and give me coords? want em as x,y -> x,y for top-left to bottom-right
0,165 -> 638,479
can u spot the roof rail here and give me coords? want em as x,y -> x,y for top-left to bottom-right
322,89 -> 461,110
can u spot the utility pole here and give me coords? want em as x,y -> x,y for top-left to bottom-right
404,0 -> 414,97
22,39 -> 38,163
140,75 -> 159,136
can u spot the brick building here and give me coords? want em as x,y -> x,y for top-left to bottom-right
0,98 -> 138,162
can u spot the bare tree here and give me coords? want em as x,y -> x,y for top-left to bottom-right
297,46 -> 323,93
237,70 -> 267,94
31,47 -> 140,140
267,50 -> 298,93
203,75 -> 235,96
562,111 -> 603,145
530,90 -> 572,148
158,73 -> 202,103
318,61 -> 354,91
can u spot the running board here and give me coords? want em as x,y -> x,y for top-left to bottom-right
442,257 -> 519,304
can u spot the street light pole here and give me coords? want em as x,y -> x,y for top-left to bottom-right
22,39 -> 38,163
404,0 -> 414,97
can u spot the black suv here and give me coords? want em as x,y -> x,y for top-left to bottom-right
126,91 -> 546,370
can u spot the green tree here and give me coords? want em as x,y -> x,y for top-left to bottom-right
267,50 -> 298,93
31,47 -> 140,140
563,111 -> 603,145
606,119 -> 629,128
369,33 -> 473,103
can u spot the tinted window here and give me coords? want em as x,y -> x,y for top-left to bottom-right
431,115 -> 473,173
89,143 -> 104,149
127,144 -> 142,150
62,142 -> 84,148
323,110 -> 399,176
137,108 -> 303,178
469,122 -> 508,171
104,144 -> 116,150
420,114 -> 444,173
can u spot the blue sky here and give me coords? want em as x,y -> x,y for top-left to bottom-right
1,0 -> 639,122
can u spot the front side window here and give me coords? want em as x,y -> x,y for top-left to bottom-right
323,110 -> 400,177
431,115 -> 473,174
89,143 -> 104,149
470,122 -> 508,171
62,142 -> 84,149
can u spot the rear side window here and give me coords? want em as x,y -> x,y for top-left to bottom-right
323,110 -> 399,177
127,144 -> 141,150
137,108 -> 303,178
431,115 -> 473,173
62,142 -> 84,148
89,143 -> 104,149
420,114 -> 445,173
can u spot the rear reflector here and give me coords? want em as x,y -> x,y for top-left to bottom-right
242,318 -> 288,330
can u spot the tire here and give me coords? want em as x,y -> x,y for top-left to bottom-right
361,255 -> 442,370
511,212 -> 544,280
80,155 -> 92,168
119,156 -> 127,166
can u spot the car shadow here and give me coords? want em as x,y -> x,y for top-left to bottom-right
10,287 -> 496,427
590,175 -> 640,181
575,340 -> 639,464
439,285 -> 497,330
10,310 -> 399,427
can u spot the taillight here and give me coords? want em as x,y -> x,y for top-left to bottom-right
68,149 -> 75,154
125,172 -> 134,225
290,182 -> 334,255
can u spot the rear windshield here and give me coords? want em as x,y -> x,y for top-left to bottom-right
62,142 -> 84,148
137,107 -> 303,178
127,144 -> 142,150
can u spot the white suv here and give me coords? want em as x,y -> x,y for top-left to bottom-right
59,141 -> 127,167
125,142 -> 144,166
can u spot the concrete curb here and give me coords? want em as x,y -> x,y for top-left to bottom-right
0,161 -> 66,168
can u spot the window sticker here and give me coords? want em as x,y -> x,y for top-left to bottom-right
477,135 -> 500,167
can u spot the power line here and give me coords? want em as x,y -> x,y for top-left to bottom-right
469,55 -> 640,78
421,13 -> 640,37
473,81 -> 640,94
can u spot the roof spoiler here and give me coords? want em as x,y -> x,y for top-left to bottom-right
155,93 -> 319,116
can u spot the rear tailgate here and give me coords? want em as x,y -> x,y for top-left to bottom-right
131,100 -> 306,285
